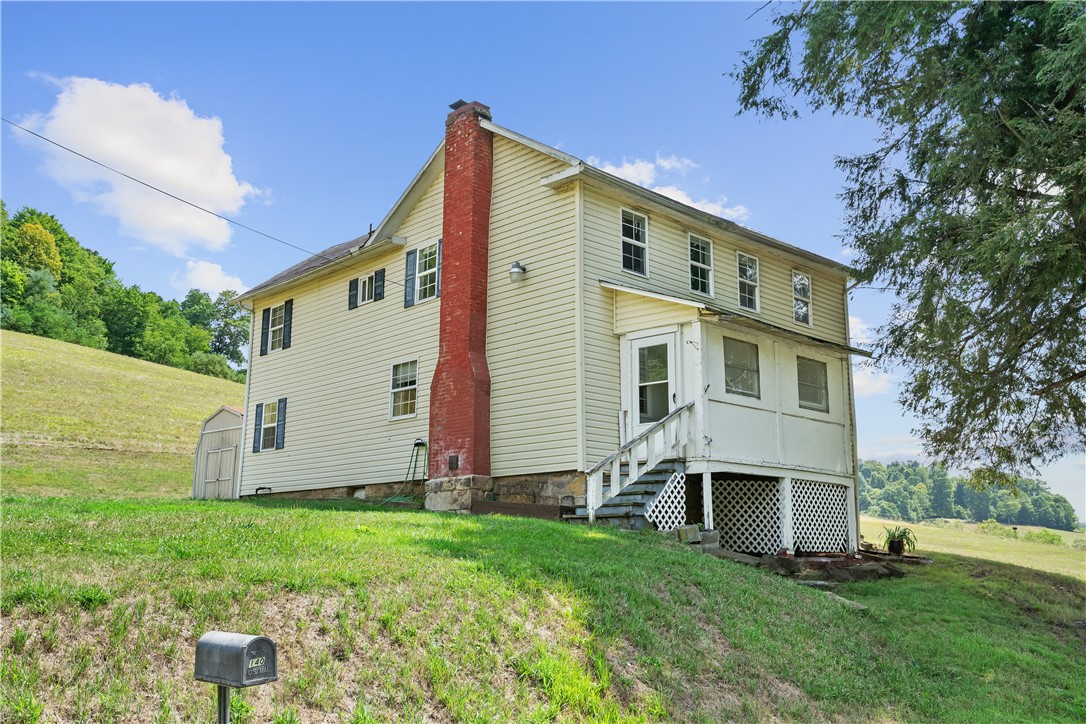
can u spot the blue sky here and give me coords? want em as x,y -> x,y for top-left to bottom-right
3,2 -> 1082,516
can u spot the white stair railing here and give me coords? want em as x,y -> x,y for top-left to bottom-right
585,402 -> 693,522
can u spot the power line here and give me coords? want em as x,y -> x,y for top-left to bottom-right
1,116 -> 337,264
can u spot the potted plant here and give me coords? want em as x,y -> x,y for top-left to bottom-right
881,525 -> 917,556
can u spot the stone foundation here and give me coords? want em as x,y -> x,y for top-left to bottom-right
491,471 -> 585,507
352,482 -> 425,501
252,486 -> 356,500
424,475 -> 493,512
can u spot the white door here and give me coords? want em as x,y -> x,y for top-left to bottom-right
629,333 -> 677,436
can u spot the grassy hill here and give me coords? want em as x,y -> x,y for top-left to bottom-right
2,330 -> 1084,721
1,330 -> 244,498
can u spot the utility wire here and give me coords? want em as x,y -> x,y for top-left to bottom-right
2,116 -> 337,264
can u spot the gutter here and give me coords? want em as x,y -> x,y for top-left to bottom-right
235,235 -> 406,307
235,300 -> 254,499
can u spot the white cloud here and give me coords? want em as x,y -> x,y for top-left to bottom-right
838,245 -> 856,260
173,260 -> 248,296
852,363 -> 894,397
651,185 -> 750,222
587,152 -> 750,222
21,76 -> 259,256
858,436 -> 928,462
655,153 -> 697,174
850,315 -> 877,346
586,155 -> 657,186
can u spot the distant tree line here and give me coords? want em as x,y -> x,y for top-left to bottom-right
859,460 -> 1078,531
1,200 -> 249,383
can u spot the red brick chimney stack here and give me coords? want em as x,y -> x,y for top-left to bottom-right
427,101 -> 494,490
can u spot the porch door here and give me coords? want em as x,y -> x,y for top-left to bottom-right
630,333 -> 677,436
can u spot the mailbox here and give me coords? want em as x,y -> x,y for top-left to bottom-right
195,631 -> 277,688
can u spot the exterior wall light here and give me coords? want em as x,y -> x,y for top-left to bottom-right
509,261 -> 527,283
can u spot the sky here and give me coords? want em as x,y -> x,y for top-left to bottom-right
2,2 -> 1082,517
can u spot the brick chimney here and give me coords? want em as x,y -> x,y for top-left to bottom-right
426,101 -> 494,509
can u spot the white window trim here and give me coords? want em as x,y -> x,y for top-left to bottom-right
416,243 -> 439,303
620,208 -> 649,278
797,356 -> 830,413
736,252 -> 760,313
689,234 -> 714,297
259,399 -> 279,451
358,272 -> 376,306
268,303 -> 286,352
792,270 -> 813,327
389,358 -> 420,421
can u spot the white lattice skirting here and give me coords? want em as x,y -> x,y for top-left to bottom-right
792,479 -> 849,553
644,471 -> 687,532
711,479 -> 783,554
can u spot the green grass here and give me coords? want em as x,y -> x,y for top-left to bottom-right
862,516 -> 1086,580
3,331 -> 1085,721
3,497 -> 1084,722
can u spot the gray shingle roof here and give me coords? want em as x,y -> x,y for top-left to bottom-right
242,232 -> 373,301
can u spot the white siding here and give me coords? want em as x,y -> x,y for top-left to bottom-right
579,186 -> 851,466
487,136 -> 580,475
240,174 -> 444,495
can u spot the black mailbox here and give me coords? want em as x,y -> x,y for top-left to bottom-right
195,631 -> 277,688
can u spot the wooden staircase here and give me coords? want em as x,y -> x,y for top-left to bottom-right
564,460 -> 684,530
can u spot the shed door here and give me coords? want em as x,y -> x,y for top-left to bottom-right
203,446 -> 237,499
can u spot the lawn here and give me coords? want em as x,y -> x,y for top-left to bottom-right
861,516 -> 1086,581
3,497 -> 1084,722
3,332 -> 1085,721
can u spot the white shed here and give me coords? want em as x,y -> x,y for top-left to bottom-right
192,406 -> 244,499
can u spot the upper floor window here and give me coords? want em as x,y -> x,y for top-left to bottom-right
390,360 -> 419,419
417,244 -> 439,301
621,210 -> 648,275
404,242 -> 441,308
689,235 -> 713,296
792,271 -> 812,325
723,337 -> 760,398
737,253 -> 759,311
259,299 -> 293,356
349,269 -> 385,309
797,357 -> 829,412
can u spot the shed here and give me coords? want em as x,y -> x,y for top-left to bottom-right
192,406 -> 244,499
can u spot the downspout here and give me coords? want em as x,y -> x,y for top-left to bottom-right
842,282 -> 862,551
234,302 -> 255,499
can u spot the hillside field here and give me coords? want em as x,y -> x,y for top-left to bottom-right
1,330 -> 244,498
2,332 -> 1084,721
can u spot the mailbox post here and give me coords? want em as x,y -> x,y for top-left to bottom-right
195,631 -> 277,723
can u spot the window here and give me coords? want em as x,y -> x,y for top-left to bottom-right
252,398 -> 287,452
261,400 -> 279,450
417,244 -> 439,301
792,271 -> 812,325
638,343 -> 670,424
259,300 -> 292,356
737,253 -> 759,311
348,270 -> 385,309
621,209 -> 647,275
390,361 -> 418,419
689,235 -> 713,296
797,357 -> 829,412
723,338 -> 760,398
404,243 -> 440,308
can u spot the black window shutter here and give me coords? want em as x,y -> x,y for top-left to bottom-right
373,268 -> 385,301
404,250 -> 417,308
252,403 -> 264,453
259,308 -> 270,356
282,299 -> 293,349
348,278 -> 359,310
274,398 -> 287,449
436,238 -> 442,297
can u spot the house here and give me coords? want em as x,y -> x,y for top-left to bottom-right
233,101 -> 869,554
